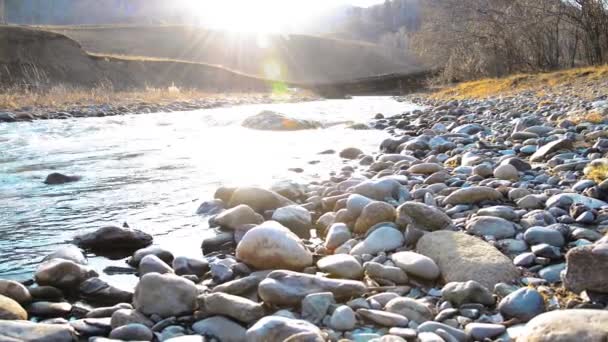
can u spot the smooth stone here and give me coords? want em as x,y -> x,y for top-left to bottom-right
73,226 -> 153,253
211,271 -> 270,296
367,293 -> 400,307
494,164 -> 519,180
465,322 -> 506,340
86,303 -> 133,318
35,258 -> 98,290
214,204 -> 264,230
498,288 -> 545,322
546,193 -> 608,209
236,221 -> 313,271
325,223 -> 352,250
271,205 -> 312,239
242,110 -> 321,131
408,163 -> 444,174
563,245 -> 608,293
350,178 -> 408,202
330,305 -> 356,331
530,138 -> 572,162
357,308 -> 409,327
524,227 -> 565,247
517,195 -> 546,210
346,194 -> 375,218
538,263 -> 566,283
385,297 -> 434,323
417,231 -> 520,289
258,270 -> 366,306
340,147 -> 364,159
129,246 -> 174,267
0,279 -> 32,304
354,201 -> 396,234
441,280 -> 494,306
301,292 -> 335,324
391,251 -> 440,280
517,309 -> 608,342
0,294 -> 27,320
79,277 -> 133,306
466,216 -> 516,239
198,292 -> 265,323
443,186 -> 503,205
192,316 -> 247,342
0,321 -> 76,341
27,301 -> 71,317
364,261 -> 409,284
196,199 -> 225,216
172,256 -> 209,277
28,286 -> 64,302
246,316 -> 323,342
133,273 -> 197,318
70,317 -> 112,337
396,201 -> 453,231
513,252 -> 536,267
227,187 -> 293,213
111,309 -> 154,329
417,321 -> 468,342
109,323 -> 153,341
477,206 -> 518,221
317,254 -> 363,279
350,226 -> 405,256
44,172 -> 81,185
42,245 -> 87,265
139,254 -> 174,276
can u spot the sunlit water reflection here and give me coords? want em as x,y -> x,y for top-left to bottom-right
0,97 -> 418,288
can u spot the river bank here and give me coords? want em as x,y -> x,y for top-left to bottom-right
1,75 -> 607,340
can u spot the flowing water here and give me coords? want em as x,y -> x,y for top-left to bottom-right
0,96 -> 418,288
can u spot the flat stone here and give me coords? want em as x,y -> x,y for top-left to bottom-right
354,201 -> 395,234
317,254 -> 363,279
192,316 -> 247,342
42,245 -> 88,265
517,309 -> 608,342
530,138 -> 572,162
214,204 -> 264,230
74,226 -> 152,254
198,292 -> 265,323
385,297 -> 434,323
246,316 -> 323,342
227,187 -> 293,213
524,227 -> 565,247
271,205 -> 312,238
465,322 -> 506,340
546,193 -> 608,209
391,251 -> 440,280
0,321 -> 76,341
128,246 -> 174,267
324,223 -> 352,250
35,258 -> 98,290
364,261 -> 409,284
417,321 -> 468,342
441,280 -> 494,306
357,308 -> 409,327
109,323 -> 153,341
350,226 -> 404,256
396,201 -> 453,231
443,186 -> 503,205
466,216 -> 516,239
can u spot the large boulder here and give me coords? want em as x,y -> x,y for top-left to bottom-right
517,309 -> 608,342
236,221 -> 313,271
258,270 -> 366,306
0,320 -> 77,341
35,258 -> 98,290
73,226 -> 152,254
563,244 -> 608,293
416,231 -> 520,289
396,202 -> 452,231
133,273 -> 197,318
246,316 -> 323,342
242,111 -> 322,131
443,186 -> 503,205
0,294 -> 27,320
227,187 -> 294,213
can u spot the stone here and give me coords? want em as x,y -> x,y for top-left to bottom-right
70,317 -> 112,337
109,323 -> 153,341
0,279 -> 32,304
27,301 -> 71,317
364,261 -> 408,284
324,223 -> 352,250
357,309 -> 409,327
0,321 -> 76,341
79,277 -> 133,306
301,292 -> 335,324
246,316 -> 323,342
498,288 -> 545,322
111,309 -> 154,329
354,201 -> 395,234
408,163 -> 444,174
28,286 -> 63,302
465,323 -> 505,340
350,178 -> 408,202
236,221 -> 313,271
396,202 -> 452,231
227,187 -> 294,213
271,205 -> 312,238
546,193 -> 608,209
74,226 -> 152,254
517,309 -> 608,342
391,251 -> 440,280
317,254 -> 363,279
466,216 -> 516,239
139,254 -> 174,276
214,204 -> 264,230
473,164 -> 494,178
258,270 -> 366,306
538,263 -> 566,283
418,322 -> 468,342
86,303 -> 132,319
128,246 -> 174,267
330,305 -> 356,331
530,138 -> 572,162
192,316 -> 247,342
44,172 -> 81,185
350,226 -> 404,255
133,273 -> 197,318
35,258 -> 98,290
196,199 -> 225,216
0,294 -> 27,320
384,297 -> 433,323
340,147 -> 364,159
417,231 -> 520,289
42,245 -> 87,265
563,245 -> 608,293
242,110 -> 321,131
477,206 -> 518,221
524,227 -> 565,247
494,164 -> 519,180
198,292 -> 264,323
443,186 -> 503,205
441,281 -> 494,306
172,256 -> 209,276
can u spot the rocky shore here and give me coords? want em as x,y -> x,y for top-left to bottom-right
1,87 -> 608,341
0,93 -> 318,123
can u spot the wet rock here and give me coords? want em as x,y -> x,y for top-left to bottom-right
0,321 -> 76,341
242,111 -> 321,131
227,187 -> 293,213
384,297 -> 434,323
498,288 -> 545,322
563,244 -> 608,293
27,301 -> 71,317
517,309 -> 608,342
391,251 -> 440,280
354,201 -> 395,234
358,308 -> 409,327
79,277 -> 133,305
317,254 -> 363,279
330,305 -> 356,331
0,294 -> 28,320
128,245 -> 174,267
192,316 -> 247,342
441,280 -> 494,306
43,245 -> 87,265
35,258 -> 98,290
109,323 -> 153,341
44,172 -> 81,185
443,186 -> 503,205
272,205 -> 312,239
396,202 -> 453,231
139,254 -> 173,276
133,273 -> 197,318
350,225 -> 404,255
236,221 -> 313,271
198,292 -> 265,323
196,199 -> 225,216
74,226 -> 152,254
246,316 -> 323,342
466,216 -> 516,239
201,230 -> 235,255
258,270 -> 366,306
172,256 -> 209,277
0,279 -> 32,304
214,204 -> 264,230
417,231 -> 520,289
477,205 -> 518,221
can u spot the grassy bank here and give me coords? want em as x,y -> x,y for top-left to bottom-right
433,65 -> 608,100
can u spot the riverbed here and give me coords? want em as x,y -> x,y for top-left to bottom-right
0,96 -> 418,287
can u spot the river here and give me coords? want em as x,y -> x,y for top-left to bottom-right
0,96 -> 418,288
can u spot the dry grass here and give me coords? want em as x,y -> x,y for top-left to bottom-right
584,159 -> 608,183
433,65 -> 608,100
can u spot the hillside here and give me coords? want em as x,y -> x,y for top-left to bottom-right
45,25 -> 425,84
